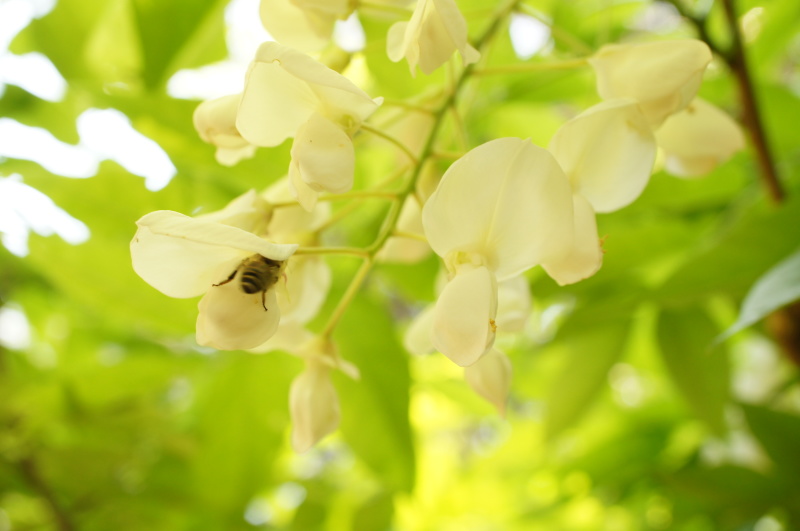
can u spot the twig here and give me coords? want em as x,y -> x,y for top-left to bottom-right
18,457 -> 75,531
720,0 -> 785,204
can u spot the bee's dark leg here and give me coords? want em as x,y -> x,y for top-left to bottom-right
261,290 -> 268,311
212,267 -> 238,287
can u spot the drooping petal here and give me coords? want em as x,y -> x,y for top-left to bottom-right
196,278 -> 281,350
548,99 -> 656,213
542,194 -> 603,286
404,304 -> 435,356
193,94 -> 256,166
655,98 -> 746,178
290,362 -> 340,452
422,138 -> 574,280
432,264 -> 497,367
464,348 -> 512,416
589,40 -> 712,127
279,255 -> 331,323
387,0 -> 479,76
495,275 -> 531,333
259,0 -> 333,52
288,158 -> 321,212
251,43 -> 380,125
290,113 -> 355,196
131,211 -> 297,298
237,50 -> 320,147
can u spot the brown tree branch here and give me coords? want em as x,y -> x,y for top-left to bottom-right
17,457 -> 76,531
720,0 -> 785,204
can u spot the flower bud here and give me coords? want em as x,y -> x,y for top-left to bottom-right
289,361 -> 340,452
464,348 -> 512,416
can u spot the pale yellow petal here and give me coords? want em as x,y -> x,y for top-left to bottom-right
238,55 -> 318,147
549,99 -> 656,213
589,40 -> 712,127
464,348 -> 512,415
131,211 -> 296,298
404,304 -> 435,356
196,280 -> 281,350
291,113 -> 354,195
253,42 -> 380,124
495,275 -> 531,333
542,194 -> 603,286
259,0 -> 331,51
290,362 -> 340,452
655,98 -> 746,178
422,138 -> 574,279
278,255 -> 331,323
432,264 -> 497,367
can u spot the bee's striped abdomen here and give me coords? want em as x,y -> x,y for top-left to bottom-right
240,269 -> 266,294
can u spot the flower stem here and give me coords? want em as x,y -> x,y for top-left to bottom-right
360,123 -> 420,165
320,0 -> 521,337
475,57 -> 588,76
518,3 -> 594,55
321,258 -> 373,338
719,0 -> 784,204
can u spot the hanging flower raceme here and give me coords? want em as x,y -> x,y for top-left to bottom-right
131,195 -> 298,350
387,0 -> 480,76
544,99 -> 657,285
259,0 -> 352,52
655,97 -> 745,178
193,94 -> 256,167
588,40 -> 712,127
236,42 -> 382,211
421,138 -> 574,367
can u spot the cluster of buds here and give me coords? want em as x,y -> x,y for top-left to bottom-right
132,0 -> 745,452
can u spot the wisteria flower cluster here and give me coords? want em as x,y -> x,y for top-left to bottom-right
132,0 -> 745,451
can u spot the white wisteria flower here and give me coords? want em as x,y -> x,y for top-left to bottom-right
259,0 -> 352,52
237,42 -> 382,211
405,274 -> 528,413
588,40 -> 712,127
193,94 -> 256,167
289,338 -> 359,452
131,202 -> 297,351
545,99 -> 656,285
422,138 -> 574,366
655,98 -> 745,178
387,0 -> 480,76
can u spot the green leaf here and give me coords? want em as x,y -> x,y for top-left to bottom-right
351,492 -> 394,531
544,319 -> 631,439
741,403 -> 800,479
131,0 -> 226,89
657,307 -> 730,435
719,247 -> 800,341
333,288 -> 415,493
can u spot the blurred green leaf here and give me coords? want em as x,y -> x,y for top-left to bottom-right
657,307 -> 730,436
741,403 -> 800,480
131,0 -> 226,89
351,491 -> 394,531
719,247 -> 800,341
545,319 -> 631,439
333,287 -> 415,493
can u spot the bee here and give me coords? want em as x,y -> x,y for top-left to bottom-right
213,254 -> 284,311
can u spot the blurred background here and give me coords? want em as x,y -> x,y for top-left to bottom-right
1,0 -> 799,529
